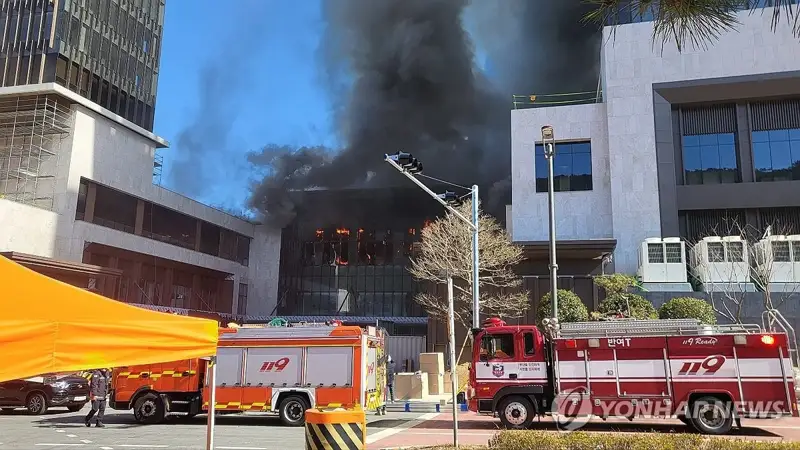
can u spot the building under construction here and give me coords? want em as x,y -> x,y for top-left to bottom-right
0,94 -> 72,209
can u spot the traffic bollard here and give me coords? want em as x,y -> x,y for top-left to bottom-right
305,406 -> 366,450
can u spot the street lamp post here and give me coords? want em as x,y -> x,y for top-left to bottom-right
541,125 -> 559,323
384,153 -> 481,329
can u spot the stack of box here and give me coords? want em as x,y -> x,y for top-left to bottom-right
394,372 -> 429,400
420,352 -> 445,395
443,371 -> 453,394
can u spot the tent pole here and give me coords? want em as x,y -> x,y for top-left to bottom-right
206,356 -> 217,450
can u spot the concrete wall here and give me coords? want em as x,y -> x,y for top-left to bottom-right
510,102 -> 613,242
601,7 -> 800,273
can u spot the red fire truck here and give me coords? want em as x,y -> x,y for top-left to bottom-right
466,313 -> 799,435
109,322 -> 387,426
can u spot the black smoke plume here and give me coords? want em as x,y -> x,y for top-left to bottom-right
247,0 -> 601,228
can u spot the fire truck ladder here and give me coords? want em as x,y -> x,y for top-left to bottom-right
762,309 -> 799,368
556,319 -> 761,339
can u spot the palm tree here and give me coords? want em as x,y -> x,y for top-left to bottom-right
584,0 -> 799,51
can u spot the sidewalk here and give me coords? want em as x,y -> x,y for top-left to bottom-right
368,413 -> 499,449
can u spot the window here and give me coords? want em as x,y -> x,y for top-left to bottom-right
534,141 -> 592,193
752,129 -> 800,182
480,333 -> 515,361
682,133 -> 738,185
523,333 -> 535,356
237,283 -> 248,315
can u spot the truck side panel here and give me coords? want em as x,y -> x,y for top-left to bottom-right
111,359 -> 200,409
306,347 -> 353,387
245,347 -> 303,386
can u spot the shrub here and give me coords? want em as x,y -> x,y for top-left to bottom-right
536,289 -> 589,325
597,293 -> 658,319
488,431 -> 800,450
659,297 -> 717,324
594,274 -> 639,296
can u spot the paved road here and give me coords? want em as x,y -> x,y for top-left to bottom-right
0,406 -> 431,450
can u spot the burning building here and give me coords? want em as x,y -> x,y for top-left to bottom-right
275,186 -> 451,334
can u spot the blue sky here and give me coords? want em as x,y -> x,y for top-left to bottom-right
154,0 -> 488,210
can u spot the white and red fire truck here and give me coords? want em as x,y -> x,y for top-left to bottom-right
466,313 -> 799,434
109,322 -> 387,426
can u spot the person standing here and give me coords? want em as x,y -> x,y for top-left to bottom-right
84,369 -> 108,428
386,356 -> 396,403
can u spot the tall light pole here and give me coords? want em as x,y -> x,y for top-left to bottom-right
541,125 -> 559,323
384,153 -> 481,329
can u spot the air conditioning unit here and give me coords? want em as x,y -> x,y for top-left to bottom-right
689,236 -> 750,284
754,235 -> 800,283
637,237 -> 687,283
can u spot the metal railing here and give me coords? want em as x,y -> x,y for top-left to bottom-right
512,90 -> 603,110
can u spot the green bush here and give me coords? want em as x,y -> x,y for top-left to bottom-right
487,431 -> 800,450
537,289 -> 589,325
594,274 -> 639,296
597,293 -> 658,319
659,297 -> 717,324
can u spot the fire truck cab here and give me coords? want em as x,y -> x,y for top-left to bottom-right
467,314 -> 798,435
110,322 -> 387,426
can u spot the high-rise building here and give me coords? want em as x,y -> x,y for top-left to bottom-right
0,0 -> 163,131
0,0 -> 282,321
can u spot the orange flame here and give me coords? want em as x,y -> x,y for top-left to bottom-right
336,227 -> 350,236
335,256 -> 349,266
358,228 -> 365,234
408,228 -> 416,235
315,229 -> 324,239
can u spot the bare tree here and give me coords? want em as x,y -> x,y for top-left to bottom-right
687,221 -> 800,323
408,199 -> 529,360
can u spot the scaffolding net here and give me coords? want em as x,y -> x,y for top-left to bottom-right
0,95 -> 73,210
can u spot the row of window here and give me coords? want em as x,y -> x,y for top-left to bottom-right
682,128 -> 800,185
76,179 -> 251,266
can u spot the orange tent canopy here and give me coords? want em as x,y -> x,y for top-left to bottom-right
0,256 -> 219,383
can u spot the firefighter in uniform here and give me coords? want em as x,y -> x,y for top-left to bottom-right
84,369 -> 108,428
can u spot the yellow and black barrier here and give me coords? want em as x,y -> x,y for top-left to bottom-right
305,406 -> 366,450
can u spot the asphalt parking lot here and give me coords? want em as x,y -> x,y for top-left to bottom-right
0,406 -> 432,450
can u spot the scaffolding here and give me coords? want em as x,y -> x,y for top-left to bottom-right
0,95 -> 72,210
153,151 -> 164,185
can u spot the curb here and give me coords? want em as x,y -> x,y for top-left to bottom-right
385,402 -> 469,413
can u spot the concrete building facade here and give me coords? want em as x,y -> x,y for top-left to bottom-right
510,7 -> 800,276
0,84 -> 280,316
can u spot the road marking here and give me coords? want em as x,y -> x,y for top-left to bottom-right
55,430 -> 65,433
218,447 -> 269,450
366,412 -> 440,445
66,434 -> 77,438
119,446 -> 169,448
35,445 -> 83,448
80,440 -> 92,444
100,447 -> 114,450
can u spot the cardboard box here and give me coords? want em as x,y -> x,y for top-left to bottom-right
427,372 -> 445,395
394,372 -> 429,400
420,353 -> 444,371
443,371 -> 453,394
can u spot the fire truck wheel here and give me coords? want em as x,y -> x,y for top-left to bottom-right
133,393 -> 165,425
497,396 -> 535,430
279,395 -> 309,427
689,396 -> 733,435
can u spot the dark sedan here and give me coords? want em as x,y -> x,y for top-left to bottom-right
0,375 -> 90,415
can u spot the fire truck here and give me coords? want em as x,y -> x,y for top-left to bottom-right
466,312 -> 799,435
109,322 -> 387,426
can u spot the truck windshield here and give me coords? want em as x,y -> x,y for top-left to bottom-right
479,333 -> 514,361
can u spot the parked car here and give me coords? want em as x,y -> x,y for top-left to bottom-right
0,374 -> 90,415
